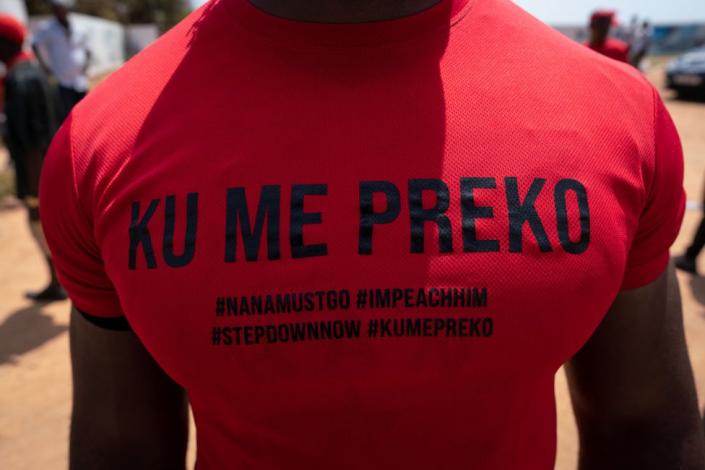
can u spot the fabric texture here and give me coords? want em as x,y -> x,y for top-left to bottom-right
40,0 -> 685,468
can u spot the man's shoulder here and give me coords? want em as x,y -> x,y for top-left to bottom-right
468,0 -> 656,152
488,0 -> 651,106
68,7 -> 207,163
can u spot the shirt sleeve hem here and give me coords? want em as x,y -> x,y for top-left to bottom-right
71,297 -> 125,319
76,308 -> 131,331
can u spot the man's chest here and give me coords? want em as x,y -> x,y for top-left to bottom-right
93,126 -> 638,391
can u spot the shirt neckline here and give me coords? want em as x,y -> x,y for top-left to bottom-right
223,0 -> 473,48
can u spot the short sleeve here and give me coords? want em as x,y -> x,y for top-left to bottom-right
39,117 -> 124,317
621,91 -> 685,290
31,26 -> 48,47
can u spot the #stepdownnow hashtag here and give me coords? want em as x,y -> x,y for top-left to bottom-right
367,319 -> 378,338
212,327 -> 222,345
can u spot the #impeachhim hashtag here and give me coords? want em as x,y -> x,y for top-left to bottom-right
356,289 -> 367,309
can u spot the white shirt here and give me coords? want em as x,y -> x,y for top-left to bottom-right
32,17 -> 90,92
631,26 -> 652,55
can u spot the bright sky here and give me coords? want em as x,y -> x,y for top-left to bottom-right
189,0 -> 705,24
512,0 -> 705,25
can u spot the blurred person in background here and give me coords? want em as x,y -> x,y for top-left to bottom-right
630,20 -> 653,70
0,14 -> 65,301
32,0 -> 90,119
586,10 -> 630,63
674,194 -> 705,274
627,15 -> 639,42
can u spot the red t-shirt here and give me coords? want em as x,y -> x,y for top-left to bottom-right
586,37 -> 631,63
40,0 -> 684,468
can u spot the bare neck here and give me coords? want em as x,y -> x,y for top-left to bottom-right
248,0 -> 443,23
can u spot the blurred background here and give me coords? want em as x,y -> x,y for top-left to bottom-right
0,1 -> 704,469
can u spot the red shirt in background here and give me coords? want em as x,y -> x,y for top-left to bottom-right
40,0 -> 684,468
586,37 -> 631,63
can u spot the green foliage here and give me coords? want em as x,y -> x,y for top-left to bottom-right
25,0 -> 191,29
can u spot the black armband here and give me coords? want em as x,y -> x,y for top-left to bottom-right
77,308 -> 132,331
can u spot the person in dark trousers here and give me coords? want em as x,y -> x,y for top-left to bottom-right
675,197 -> 705,274
630,20 -> 652,70
0,14 -> 65,301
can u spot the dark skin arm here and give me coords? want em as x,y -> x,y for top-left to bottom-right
567,264 -> 705,469
70,266 -> 702,469
69,307 -> 189,470
31,44 -> 53,78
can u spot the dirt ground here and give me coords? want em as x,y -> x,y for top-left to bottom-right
1,63 -> 704,469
